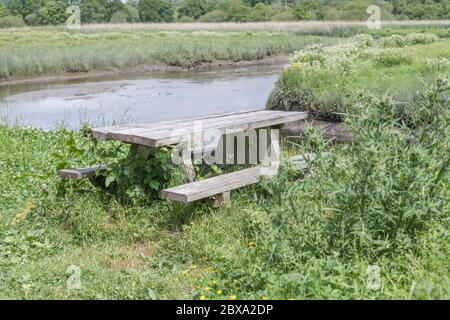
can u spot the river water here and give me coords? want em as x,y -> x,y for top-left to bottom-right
0,63 -> 284,130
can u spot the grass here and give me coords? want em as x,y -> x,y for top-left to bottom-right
0,76 -> 448,299
0,28 -> 338,78
0,26 -> 449,299
267,33 -> 450,120
1,21 -> 449,79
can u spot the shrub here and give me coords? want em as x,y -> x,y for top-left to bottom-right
138,0 -> 174,22
374,49 -> 413,67
0,2 -> 9,18
198,10 -> 226,22
405,33 -> 439,45
25,12 -> 41,26
109,11 -> 128,23
0,15 -> 25,28
267,37 -> 449,121
382,34 -> 407,47
177,0 -> 208,20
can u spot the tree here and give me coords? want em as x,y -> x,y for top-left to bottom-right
40,0 -> 68,25
177,0 -> 207,19
0,2 -> 10,18
293,0 -> 324,20
138,0 -> 174,22
79,0 -> 107,23
6,0 -> 41,19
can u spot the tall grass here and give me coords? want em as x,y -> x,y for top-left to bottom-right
268,34 -> 450,121
0,29 -> 339,78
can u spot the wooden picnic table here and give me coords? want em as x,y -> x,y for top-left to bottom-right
60,110 -> 309,207
91,110 -> 308,147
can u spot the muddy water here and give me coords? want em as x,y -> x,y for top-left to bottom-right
0,63 -> 284,130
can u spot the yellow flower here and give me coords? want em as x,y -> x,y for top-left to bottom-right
182,270 -> 188,276
261,296 -> 269,300
200,295 -> 207,300
248,241 -> 256,248
204,287 -> 211,291
435,171 -> 439,176
230,295 -> 237,300
192,265 -> 197,269
12,200 -> 36,225
216,289 -> 223,295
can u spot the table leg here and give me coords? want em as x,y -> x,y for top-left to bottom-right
181,143 -> 197,183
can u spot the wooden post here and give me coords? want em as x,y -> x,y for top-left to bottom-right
210,191 -> 231,208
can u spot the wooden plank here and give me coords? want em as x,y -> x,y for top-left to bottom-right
161,166 -> 269,203
161,152 -> 324,203
92,110 -> 308,147
58,165 -> 107,180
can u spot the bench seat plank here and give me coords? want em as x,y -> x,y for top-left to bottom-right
161,166 -> 269,203
58,165 -> 107,180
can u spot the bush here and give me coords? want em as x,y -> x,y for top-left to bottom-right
0,2 -> 9,18
198,9 -> 226,22
271,9 -> 294,21
138,0 -> 174,22
25,12 -> 41,26
110,11 -> 128,23
177,0 -> 208,20
267,37 -> 449,121
374,49 -> 413,67
382,34 -> 407,47
405,33 -> 439,45
245,3 -> 274,22
0,15 -> 25,28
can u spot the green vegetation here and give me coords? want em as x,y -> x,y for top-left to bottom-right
0,0 -> 449,27
0,76 -> 448,299
0,29 -> 337,78
267,34 -> 450,120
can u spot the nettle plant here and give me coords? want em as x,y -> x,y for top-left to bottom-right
54,126 -> 184,204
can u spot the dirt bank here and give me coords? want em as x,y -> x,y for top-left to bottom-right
0,55 -> 289,87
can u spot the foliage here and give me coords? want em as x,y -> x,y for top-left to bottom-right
109,10 -> 128,23
177,0 -> 208,20
267,35 -> 449,121
138,0 -> 174,22
0,78 -> 448,299
80,0 -> 107,23
0,2 -> 10,18
198,10 -> 226,22
0,15 -> 25,27
0,29 -> 335,77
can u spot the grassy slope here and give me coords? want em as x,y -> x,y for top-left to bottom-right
267,35 -> 450,120
0,28 -> 338,78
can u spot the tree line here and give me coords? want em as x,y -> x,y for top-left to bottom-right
0,0 -> 448,28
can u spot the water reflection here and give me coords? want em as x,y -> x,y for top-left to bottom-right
0,64 -> 284,130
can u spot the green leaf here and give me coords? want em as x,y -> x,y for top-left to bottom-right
105,175 -> 116,188
149,180 -> 160,190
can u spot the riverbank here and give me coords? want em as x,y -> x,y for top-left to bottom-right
0,55 -> 289,87
0,28 -> 339,80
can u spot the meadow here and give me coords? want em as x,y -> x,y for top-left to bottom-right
0,28 -> 337,79
268,33 -> 450,121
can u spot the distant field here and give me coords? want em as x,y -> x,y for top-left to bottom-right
0,28 -> 338,79
80,20 -> 450,31
1,20 -> 449,79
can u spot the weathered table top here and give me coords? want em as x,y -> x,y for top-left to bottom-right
91,110 -> 308,147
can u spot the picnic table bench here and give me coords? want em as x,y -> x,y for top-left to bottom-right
59,110 -> 309,207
